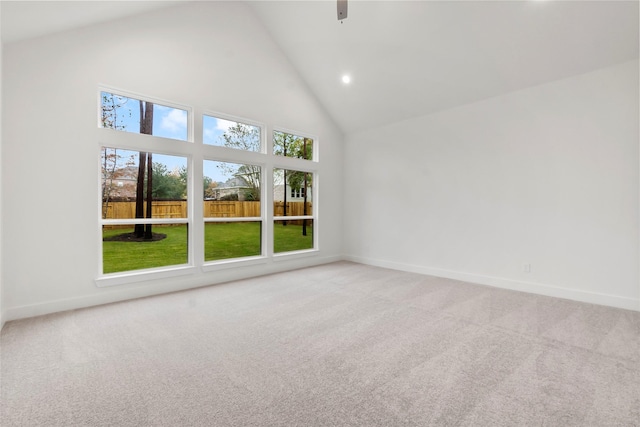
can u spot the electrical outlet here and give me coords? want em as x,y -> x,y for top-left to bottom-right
523,263 -> 531,273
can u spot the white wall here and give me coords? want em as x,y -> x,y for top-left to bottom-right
0,4 -> 4,329
344,60 -> 640,311
1,2 -> 343,321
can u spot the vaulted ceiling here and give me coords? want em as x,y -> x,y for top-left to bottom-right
2,1 -> 639,134
250,0 -> 639,133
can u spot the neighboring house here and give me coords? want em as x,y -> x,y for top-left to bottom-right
102,165 -> 138,200
210,176 -> 253,201
273,184 -> 312,202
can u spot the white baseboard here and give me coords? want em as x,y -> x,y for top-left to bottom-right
343,255 -> 640,312
5,254 -> 637,323
3,255 -> 343,323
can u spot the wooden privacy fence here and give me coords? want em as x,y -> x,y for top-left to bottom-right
102,201 -> 312,220
207,201 -> 260,218
103,201 -> 187,220
273,201 -> 312,217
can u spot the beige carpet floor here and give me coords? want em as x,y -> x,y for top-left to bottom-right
1,261 -> 639,426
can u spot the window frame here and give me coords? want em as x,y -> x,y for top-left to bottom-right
202,158 -> 265,264
95,87 -> 320,287
202,111 -> 265,154
96,87 -> 195,286
272,127 -> 317,162
271,126 -> 318,256
201,111 -> 268,266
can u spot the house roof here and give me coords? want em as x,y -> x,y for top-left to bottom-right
2,1 -> 637,134
219,176 -> 250,189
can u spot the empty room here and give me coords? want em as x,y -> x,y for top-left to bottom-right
1,0 -> 638,425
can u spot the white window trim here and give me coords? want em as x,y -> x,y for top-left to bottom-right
202,255 -> 267,271
203,110 -> 266,154
95,265 -> 197,288
273,216 -> 313,221
273,248 -> 319,260
98,86 -> 194,142
96,87 -> 320,285
272,126 -> 319,162
204,217 -> 262,223
98,87 -> 195,280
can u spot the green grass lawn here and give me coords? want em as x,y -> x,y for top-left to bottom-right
204,222 -> 261,261
102,225 -> 188,274
274,220 -> 314,253
103,221 -> 313,274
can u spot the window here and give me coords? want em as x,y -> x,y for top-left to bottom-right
291,188 -> 305,198
273,131 -> 314,160
203,114 -> 261,152
273,168 -> 314,253
98,88 -> 318,283
99,90 -> 191,277
103,223 -> 188,274
100,92 -> 188,141
101,148 -> 189,273
203,160 -> 262,262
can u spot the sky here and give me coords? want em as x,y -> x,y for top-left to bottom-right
101,92 -> 254,183
100,92 -> 308,190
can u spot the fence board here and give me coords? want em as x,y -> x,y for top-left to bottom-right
102,201 -> 312,221
273,201 -> 312,217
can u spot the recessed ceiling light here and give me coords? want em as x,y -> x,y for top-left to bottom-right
341,74 -> 351,84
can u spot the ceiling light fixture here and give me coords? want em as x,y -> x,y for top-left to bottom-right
338,0 -> 348,22
342,75 -> 351,84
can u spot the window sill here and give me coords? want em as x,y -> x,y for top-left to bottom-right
95,265 -> 196,288
273,249 -> 319,261
201,256 -> 267,272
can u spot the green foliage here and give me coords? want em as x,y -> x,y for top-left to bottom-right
273,132 -> 313,160
287,170 -> 312,193
220,123 -> 260,151
216,125 -> 261,200
242,188 -> 259,201
273,133 -> 313,197
148,162 -> 186,199
220,193 -> 239,201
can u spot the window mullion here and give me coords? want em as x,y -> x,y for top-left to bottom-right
99,90 -> 318,281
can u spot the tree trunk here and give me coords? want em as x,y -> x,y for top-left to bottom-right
302,139 -> 308,236
134,151 -> 146,237
282,169 -> 287,226
145,152 -> 153,239
135,101 -> 154,238
282,144 -> 287,226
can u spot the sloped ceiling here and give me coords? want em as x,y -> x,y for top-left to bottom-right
2,1 -> 639,134
0,1 -> 188,44
250,0 -> 639,134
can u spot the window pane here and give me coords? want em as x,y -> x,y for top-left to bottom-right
204,222 -> 262,261
203,160 -> 261,217
273,131 -> 313,160
203,115 -> 260,151
100,92 -> 188,141
102,148 -> 187,219
102,224 -> 188,274
274,220 -> 313,253
273,169 -> 312,216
